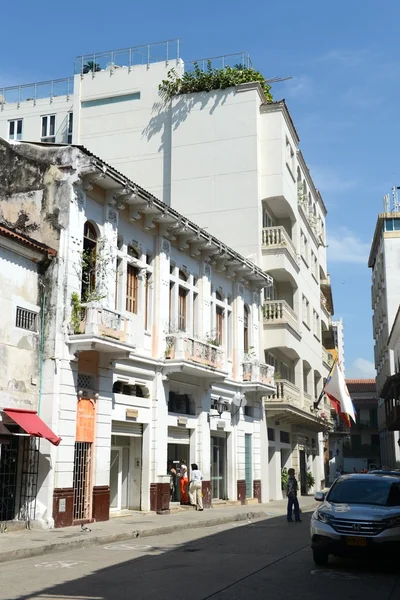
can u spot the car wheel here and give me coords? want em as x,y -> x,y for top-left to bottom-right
313,549 -> 329,566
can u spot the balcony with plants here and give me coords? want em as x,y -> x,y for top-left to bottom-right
164,331 -> 227,380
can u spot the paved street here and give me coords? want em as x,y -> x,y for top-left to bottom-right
1,509 -> 399,600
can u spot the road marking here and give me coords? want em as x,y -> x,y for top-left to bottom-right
35,560 -> 87,569
103,543 -> 153,550
311,569 -> 360,580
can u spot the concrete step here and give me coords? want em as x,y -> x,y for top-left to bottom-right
245,498 -> 259,505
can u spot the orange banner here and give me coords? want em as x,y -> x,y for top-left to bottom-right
76,398 -> 95,443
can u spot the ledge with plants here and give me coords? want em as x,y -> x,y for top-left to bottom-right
159,62 -> 273,101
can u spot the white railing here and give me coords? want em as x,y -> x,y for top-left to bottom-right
75,39 -> 181,74
0,77 -> 74,105
322,347 -> 334,367
261,226 -> 296,260
165,334 -> 224,370
242,361 -> 275,386
184,52 -> 253,74
80,303 -> 130,343
263,300 -> 298,330
267,379 -> 300,405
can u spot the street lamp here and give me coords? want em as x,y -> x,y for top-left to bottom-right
208,397 -> 225,422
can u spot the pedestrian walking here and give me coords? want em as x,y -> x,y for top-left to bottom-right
189,463 -> 203,511
179,459 -> 189,504
286,468 -> 301,522
168,462 -> 177,500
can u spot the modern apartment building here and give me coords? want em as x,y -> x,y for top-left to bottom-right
369,205 -> 400,468
0,138 -> 278,526
0,39 -> 334,499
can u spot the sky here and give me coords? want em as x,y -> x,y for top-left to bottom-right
2,0 -> 398,379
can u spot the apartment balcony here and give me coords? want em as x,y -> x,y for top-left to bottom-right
68,303 -> 137,357
322,347 -> 334,369
263,300 -> 301,354
241,360 -> 275,394
264,379 -> 330,432
261,226 -> 299,281
163,334 -> 228,380
321,276 -> 334,315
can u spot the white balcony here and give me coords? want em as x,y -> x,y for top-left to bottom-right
68,303 -> 137,356
242,360 -> 275,393
261,227 -> 299,279
322,347 -> 334,368
263,300 -> 299,331
164,334 -> 227,380
264,379 -> 330,432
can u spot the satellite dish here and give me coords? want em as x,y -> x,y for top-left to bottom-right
232,392 -> 247,407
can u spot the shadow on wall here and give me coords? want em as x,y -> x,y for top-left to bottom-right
142,90 -> 231,205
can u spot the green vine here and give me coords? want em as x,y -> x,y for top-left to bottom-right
306,471 -> 315,491
159,62 -> 273,101
71,292 -> 82,334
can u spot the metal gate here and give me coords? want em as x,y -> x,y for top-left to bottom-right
73,441 -> 92,521
0,438 -> 18,522
245,434 -> 252,498
19,437 -> 39,523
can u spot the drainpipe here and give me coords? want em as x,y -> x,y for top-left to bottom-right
38,284 -> 46,417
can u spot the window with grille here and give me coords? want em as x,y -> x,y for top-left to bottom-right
126,264 -> 138,313
77,374 -> 94,391
16,307 -> 38,332
73,441 -> 92,521
41,114 -> 56,143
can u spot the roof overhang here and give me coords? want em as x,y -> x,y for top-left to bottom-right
163,360 -> 228,382
68,334 -> 136,358
265,402 -> 331,432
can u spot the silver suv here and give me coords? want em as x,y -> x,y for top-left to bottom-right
310,473 -> 400,565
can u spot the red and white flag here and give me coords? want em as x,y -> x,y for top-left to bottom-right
324,363 -> 356,423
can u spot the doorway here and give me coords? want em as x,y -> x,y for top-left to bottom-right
211,435 -> 227,500
110,444 -> 130,511
167,443 -> 189,503
299,450 -> 307,495
245,434 -> 252,498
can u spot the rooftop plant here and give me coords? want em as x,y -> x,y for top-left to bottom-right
159,62 -> 273,101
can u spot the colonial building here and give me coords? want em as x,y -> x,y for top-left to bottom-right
0,138 -> 276,527
0,39 -> 334,501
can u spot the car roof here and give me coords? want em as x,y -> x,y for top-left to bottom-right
336,473 -> 400,482
369,470 -> 400,475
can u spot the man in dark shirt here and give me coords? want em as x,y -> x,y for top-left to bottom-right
286,468 -> 301,522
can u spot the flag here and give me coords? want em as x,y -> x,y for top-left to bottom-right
314,359 -> 337,409
324,363 -> 356,423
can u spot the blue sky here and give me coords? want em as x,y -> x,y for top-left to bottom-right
2,0 -> 397,379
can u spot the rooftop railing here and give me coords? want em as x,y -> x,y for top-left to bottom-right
74,39 -> 181,74
184,52 -> 253,74
0,77 -> 74,105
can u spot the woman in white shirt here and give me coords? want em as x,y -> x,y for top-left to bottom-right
189,463 -> 203,511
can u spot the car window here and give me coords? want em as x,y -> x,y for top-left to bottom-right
327,478 -> 400,506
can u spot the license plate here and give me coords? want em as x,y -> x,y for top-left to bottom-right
345,537 -> 367,547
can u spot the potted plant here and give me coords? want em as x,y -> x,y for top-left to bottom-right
306,471 -> 315,492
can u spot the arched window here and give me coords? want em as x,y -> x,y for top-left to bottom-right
81,221 -> 97,301
243,305 -> 249,353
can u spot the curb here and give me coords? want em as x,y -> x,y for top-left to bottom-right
0,502 -> 317,565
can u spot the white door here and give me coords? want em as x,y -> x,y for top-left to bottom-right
110,447 -> 122,511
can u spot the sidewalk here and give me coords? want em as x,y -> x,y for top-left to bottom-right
0,496 -> 317,564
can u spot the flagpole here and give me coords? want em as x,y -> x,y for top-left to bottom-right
313,358 -> 338,410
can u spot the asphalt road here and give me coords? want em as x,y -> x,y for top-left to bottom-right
1,510 -> 399,600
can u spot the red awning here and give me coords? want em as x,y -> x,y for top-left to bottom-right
3,409 -> 62,446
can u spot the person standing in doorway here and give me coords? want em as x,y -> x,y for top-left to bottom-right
180,459 -> 189,504
286,468 -> 301,522
189,463 -> 204,511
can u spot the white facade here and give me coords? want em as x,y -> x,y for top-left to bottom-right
0,41 -> 334,501
369,211 -> 400,468
0,139 -> 276,526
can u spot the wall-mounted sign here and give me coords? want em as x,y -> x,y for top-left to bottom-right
126,408 -> 138,420
76,398 -> 96,443
59,498 -> 66,513
217,421 -> 225,430
177,417 -> 188,426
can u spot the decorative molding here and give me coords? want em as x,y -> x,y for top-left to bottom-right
162,239 -> 170,255
107,206 -> 118,227
205,265 -> 211,277
74,187 -> 86,209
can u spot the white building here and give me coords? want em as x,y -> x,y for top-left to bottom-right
0,40 -> 334,500
0,223 -> 59,526
0,138 -> 278,526
369,208 -> 400,468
